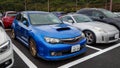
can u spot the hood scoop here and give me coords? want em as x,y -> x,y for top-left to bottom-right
56,27 -> 71,31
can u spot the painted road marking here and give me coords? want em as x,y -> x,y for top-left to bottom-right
12,44 -> 38,68
86,45 -> 102,51
58,43 -> 120,68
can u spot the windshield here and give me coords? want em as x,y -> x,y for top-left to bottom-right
73,15 -> 93,23
101,9 -> 118,18
29,13 -> 62,25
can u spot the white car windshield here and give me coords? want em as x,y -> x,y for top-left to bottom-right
29,13 -> 62,25
73,15 -> 93,23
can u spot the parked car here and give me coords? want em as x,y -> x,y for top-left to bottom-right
61,14 -> 119,45
0,20 -> 4,28
0,13 -> 4,28
0,25 -> 14,67
113,12 -> 120,17
0,12 -> 2,19
12,11 -> 87,61
51,11 -> 66,18
76,8 -> 120,35
1,11 -> 17,28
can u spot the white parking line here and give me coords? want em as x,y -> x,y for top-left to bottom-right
86,45 -> 102,51
58,43 -> 120,68
12,44 -> 38,68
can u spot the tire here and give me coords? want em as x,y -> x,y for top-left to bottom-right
84,30 -> 96,45
11,29 -> 16,39
29,38 -> 37,57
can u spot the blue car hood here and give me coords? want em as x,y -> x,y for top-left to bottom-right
32,24 -> 81,38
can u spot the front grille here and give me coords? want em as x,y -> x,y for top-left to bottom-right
50,45 -> 85,56
61,36 -> 84,44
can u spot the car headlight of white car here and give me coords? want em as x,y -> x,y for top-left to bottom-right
45,37 -> 60,44
0,40 -> 10,53
94,27 -> 106,33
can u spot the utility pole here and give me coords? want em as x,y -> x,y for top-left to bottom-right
105,0 -> 107,9
110,0 -> 112,11
48,0 -> 49,12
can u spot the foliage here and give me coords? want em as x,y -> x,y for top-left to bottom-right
0,0 -> 120,12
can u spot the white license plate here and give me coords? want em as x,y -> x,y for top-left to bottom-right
115,34 -> 119,38
71,45 -> 80,53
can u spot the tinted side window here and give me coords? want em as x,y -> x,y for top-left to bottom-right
16,13 -> 28,23
21,13 -> 28,22
21,13 -> 29,26
62,16 -> 73,23
92,11 -> 104,17
16,13 -> 22,21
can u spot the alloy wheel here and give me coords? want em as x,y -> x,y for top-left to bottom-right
30,39 -> 37,57
84,31 -> 96,44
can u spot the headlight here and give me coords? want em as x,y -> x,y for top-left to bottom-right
44,37 -> 60,44
94,27 -> 106,33
0,40 -> 10,53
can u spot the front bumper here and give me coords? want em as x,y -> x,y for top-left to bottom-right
0,45 -> 14,68
37,38 -> 87,61
96,30 -> 119,43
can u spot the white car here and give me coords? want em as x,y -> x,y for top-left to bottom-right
61,14 -> 119,45
0,26 -> 14,67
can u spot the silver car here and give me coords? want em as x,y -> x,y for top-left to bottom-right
0,26 -> 14,67
61,14 -> 119,44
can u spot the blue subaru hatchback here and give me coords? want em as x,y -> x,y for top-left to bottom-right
12,11 -> 87,60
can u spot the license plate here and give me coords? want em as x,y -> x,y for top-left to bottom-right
115,34 -> 119,38
71,45 -> 80,53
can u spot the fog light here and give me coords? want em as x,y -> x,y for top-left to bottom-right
51,52 -> 62,56
5,60 -> 11,65
0,59 -> 12,67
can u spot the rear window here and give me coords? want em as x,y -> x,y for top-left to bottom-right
7,13 -> 17,17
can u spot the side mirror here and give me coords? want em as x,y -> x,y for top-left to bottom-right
68,20 -> 74,23
23,20 -> 28,26
99,15 -> 104,19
